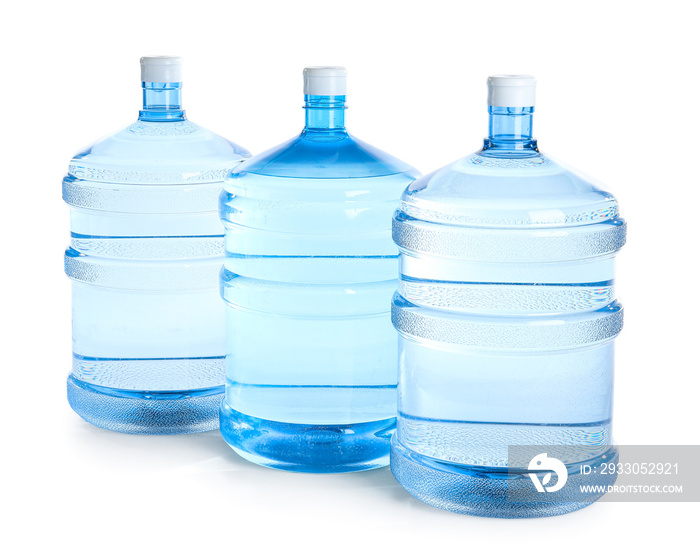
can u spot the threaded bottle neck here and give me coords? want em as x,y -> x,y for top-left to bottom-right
303,95 -> 346,132
139,82 -> 186,122
482,106 -> 538,154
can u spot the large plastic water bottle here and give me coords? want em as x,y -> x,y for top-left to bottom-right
64,57 -> 250,434
219,67 -> 419,472
390,76 -> 626,517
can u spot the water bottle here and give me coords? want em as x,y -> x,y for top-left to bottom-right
64,56 -> 250,434
219,67 -> 419,472
390,75 -> 626,517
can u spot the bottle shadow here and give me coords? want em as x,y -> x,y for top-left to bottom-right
69,419 -> 432,510
182,429 -> 427,507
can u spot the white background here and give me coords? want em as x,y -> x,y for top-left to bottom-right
2,1 -> 698,558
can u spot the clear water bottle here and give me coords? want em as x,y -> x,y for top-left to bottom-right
64,57 -> 250,434
390,76 -> 626,517
219,67 -> 419,472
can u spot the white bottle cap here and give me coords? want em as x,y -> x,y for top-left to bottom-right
140,56 -> 183,83
303,66 -> 347,96
487,75 -> 536,107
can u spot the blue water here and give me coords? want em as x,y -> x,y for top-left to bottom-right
64,77 -> 249,434
390,97 -> 626,516
219,90 -> 419,471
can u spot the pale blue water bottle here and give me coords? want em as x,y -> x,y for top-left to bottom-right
219,67 -> 419,472
64,56 -> 250,434
390,76 -> 626,517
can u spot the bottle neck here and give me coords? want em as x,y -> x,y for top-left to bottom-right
139,82 -> 186,122
303,95 -> 347,133
482,106 -> 538,154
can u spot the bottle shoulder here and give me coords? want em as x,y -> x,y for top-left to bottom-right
233,130 -> 419,179
66,119 -> 251,184
400,151 -> 621,228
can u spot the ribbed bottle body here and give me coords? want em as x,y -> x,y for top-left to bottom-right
64,119 -> 249,434
390,151 -> 626,517
219,126 -> 419,471
221,173 -> 411,421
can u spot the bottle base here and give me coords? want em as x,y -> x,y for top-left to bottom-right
67,375 -> 222,435
220,402 -> 394,473
390,437 -> 615,518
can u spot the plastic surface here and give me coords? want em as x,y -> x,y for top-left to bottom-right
140,56 -> 183,83
303,66 -> 347,96
390,79 -> 625,517
487,74 -> 536,107
219,79 -> 419,471
64,62 -> 250,434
